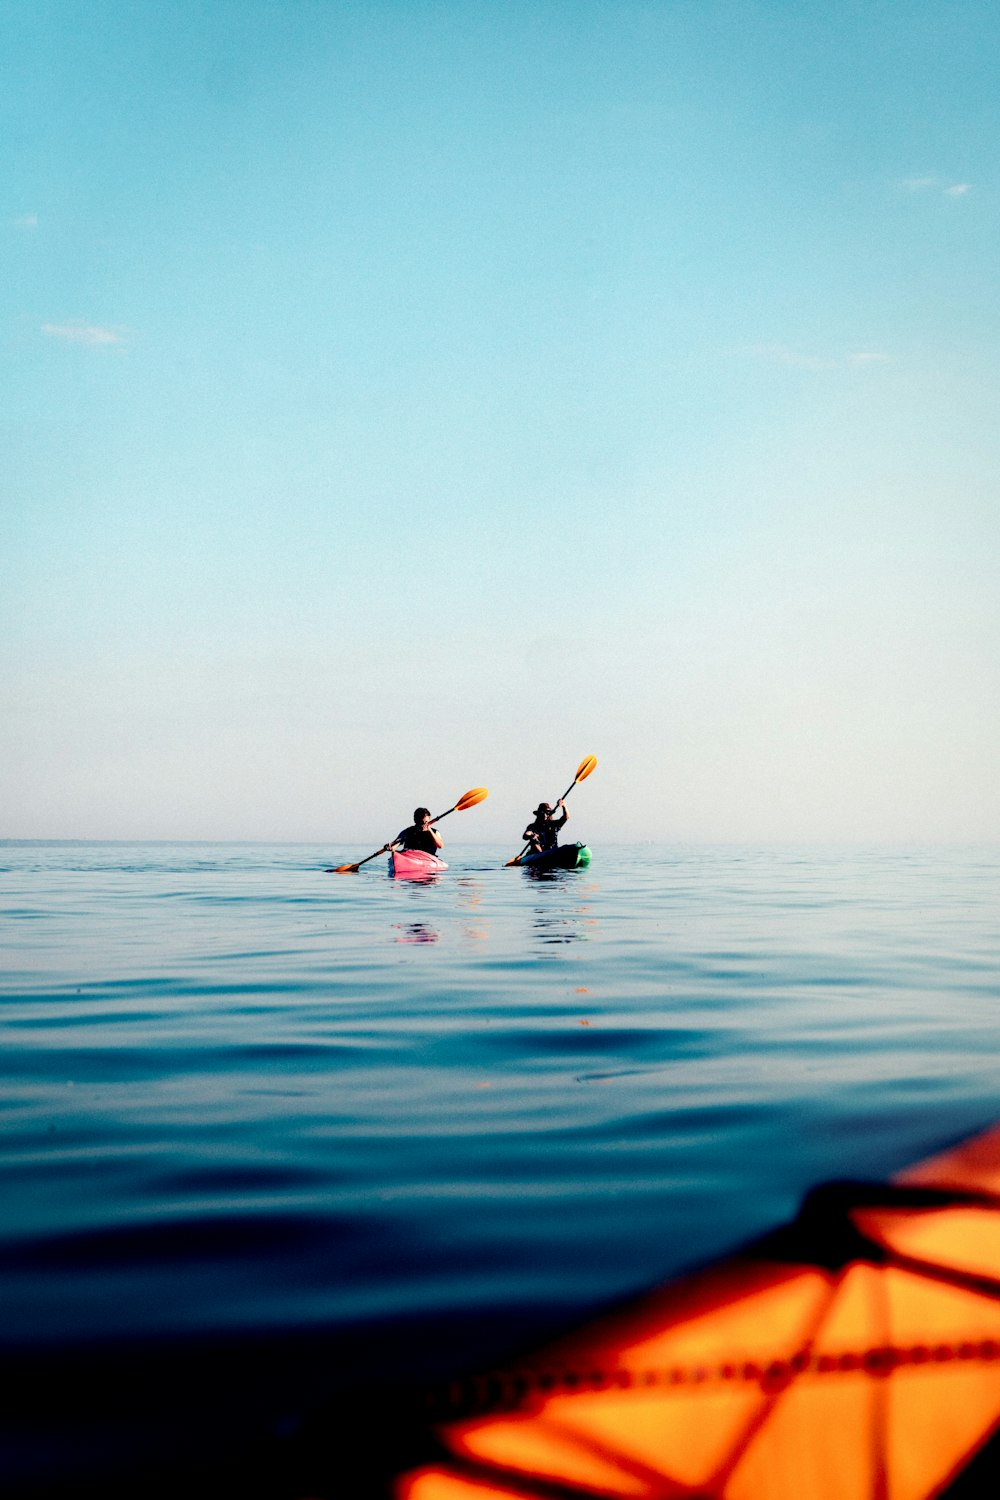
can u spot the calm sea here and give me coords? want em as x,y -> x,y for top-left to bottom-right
3,840 -> 1000,1490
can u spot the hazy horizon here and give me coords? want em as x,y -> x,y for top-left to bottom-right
4,835 -> 998,851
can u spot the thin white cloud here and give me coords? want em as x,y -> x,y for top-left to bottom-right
42,321 -> 129,347
13,213 -> 38,229
899,175 -> 971,198
742,344 -> 889,372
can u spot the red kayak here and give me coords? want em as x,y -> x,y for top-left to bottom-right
388,849 -> 448,879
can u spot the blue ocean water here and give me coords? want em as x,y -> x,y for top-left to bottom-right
2,841 -> 1000,1487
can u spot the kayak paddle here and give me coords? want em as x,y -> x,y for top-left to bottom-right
328,786 -> 489,872
505,755 -> 598,866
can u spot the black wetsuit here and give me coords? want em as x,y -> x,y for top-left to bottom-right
524,812 -> 565,852
395,825 -> 440,855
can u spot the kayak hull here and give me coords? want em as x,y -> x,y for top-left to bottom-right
519,842 -> 591,871
389,849 -> 448,878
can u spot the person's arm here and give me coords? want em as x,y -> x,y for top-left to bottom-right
429,825 -> 443,849
554,798 -> 569,829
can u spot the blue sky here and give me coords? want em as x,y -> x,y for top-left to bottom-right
3,0 -> 998,843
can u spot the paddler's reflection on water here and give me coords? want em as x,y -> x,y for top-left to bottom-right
528,876 -> 599,947
454,876 -> 485,908
455,877 -> 491,944
530,904 -> 596,946
393,922 -> 439,944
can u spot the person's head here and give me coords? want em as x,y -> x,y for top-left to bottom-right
533,802 -> 552,818
414,807 -> 431,826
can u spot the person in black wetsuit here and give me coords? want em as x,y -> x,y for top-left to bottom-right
522,799 -> 568,855
383,807 -> 443,857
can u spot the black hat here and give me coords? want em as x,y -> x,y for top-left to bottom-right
533,802 -> 551,815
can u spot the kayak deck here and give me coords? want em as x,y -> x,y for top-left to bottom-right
388,849 -> 448,878
519,842 -> 591,871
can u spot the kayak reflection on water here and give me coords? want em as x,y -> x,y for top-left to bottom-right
393,923 -> 440,944
530,890 -> 596,947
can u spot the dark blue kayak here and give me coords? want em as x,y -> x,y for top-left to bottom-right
519,842 -> 591,871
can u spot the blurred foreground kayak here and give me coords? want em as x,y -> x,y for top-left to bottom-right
392,1119 -> 1000,1500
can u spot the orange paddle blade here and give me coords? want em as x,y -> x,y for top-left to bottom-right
330,863 -> 360,873
575,755 -> 597,783
456,787 -> 489,811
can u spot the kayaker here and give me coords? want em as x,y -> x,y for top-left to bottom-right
383,808 -> 443,857
522,799 -> 568,854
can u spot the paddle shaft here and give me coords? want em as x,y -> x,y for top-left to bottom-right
327,842 -> 395,871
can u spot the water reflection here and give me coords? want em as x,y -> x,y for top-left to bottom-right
393,922 -> 440,944
529,876 -> 600,948
455,877 -> 491,945
454,877 -> 485,909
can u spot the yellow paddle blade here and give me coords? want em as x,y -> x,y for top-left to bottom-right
575,754 -> 598,782
456,787 -> 489,811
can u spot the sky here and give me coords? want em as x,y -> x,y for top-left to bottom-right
3,0 -> 999,844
